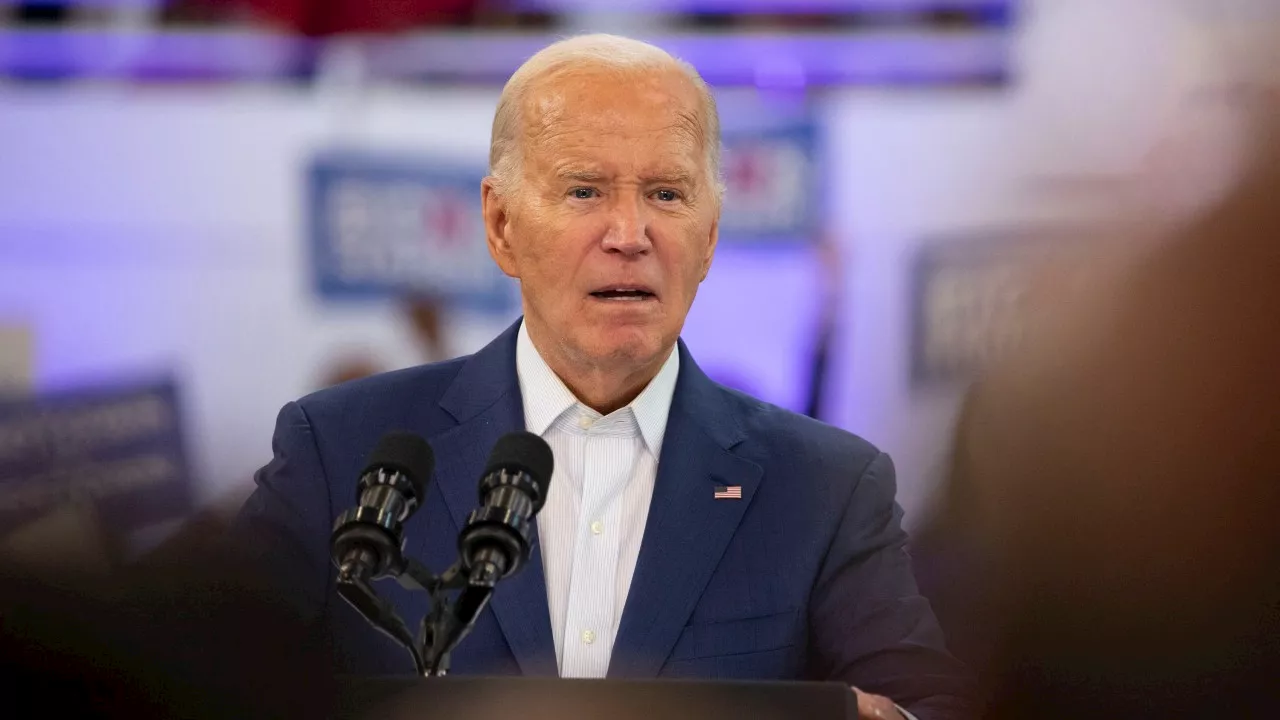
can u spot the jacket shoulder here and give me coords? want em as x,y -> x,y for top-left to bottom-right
718,386 -> 883,470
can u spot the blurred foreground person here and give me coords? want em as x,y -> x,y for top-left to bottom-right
0,525 -> 336,719
931,108 -> 1280,718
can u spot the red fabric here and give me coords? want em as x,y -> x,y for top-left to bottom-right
243,0 -> 481,36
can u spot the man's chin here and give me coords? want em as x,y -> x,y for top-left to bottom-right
580,332 -> 670,371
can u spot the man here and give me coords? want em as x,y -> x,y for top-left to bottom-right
238,34 -> 974,720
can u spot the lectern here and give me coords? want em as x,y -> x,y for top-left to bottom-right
337,676 -> 858,720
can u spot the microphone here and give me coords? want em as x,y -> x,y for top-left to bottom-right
330,431 -> 435,582
421,432 -> 552,674
458,431 -> 554,587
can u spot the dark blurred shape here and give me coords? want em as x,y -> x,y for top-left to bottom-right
403,294 -> 452,361
314,297 -> 455,391
802,318 -> 833,420
342,675 -> 856,720
246,0 -> 478,34
320,354 -> 384,387
0,515 -> 337,719
804,236 -> 843,421
676,4 -> 1012,31
232,0 -> 550,35
9,2 -> 71,25
160,0 -> 258,25
315,295 -> 457,391
920,108 -> 1280,718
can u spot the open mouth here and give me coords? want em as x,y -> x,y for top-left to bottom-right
589,287 -> 656,301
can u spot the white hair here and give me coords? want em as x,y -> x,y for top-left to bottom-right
488,33 -> 723,201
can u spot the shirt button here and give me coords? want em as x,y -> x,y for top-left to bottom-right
578,416 -> 593,429
590,520 -> 604,535
581,629 -> 596,645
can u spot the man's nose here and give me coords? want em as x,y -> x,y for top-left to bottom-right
600,196 -> 652,256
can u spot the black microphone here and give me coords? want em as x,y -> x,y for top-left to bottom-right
458,431 -> 554,587
420,432 -> 553,674
330,431 -> 435,581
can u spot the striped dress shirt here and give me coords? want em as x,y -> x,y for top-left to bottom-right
515,321 -> 680,678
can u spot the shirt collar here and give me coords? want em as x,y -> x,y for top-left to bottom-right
515,320 -> 680,459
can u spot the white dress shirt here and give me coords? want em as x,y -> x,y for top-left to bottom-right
515,321 -> 679,679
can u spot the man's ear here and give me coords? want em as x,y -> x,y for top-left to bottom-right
699,214 -> 719,282
482,177 -> 519,278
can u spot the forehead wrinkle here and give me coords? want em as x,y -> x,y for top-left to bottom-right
516,68 -> 712,185
538,114 -> 703,161
516,83 -> 569,170
674,109 -> 707,158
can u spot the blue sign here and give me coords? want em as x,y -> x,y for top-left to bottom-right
0,379 -> 194,540
719,123 -> 819,241
307,151 -> 518,312
909,229 -> 1085,387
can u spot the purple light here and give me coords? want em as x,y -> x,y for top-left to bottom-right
753,54 -> 808,91
0,28 -> 314,80
0,29 -> 1007,86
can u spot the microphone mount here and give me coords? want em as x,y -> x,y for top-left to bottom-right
334,532 -> 485,676
331,431 -> 553,678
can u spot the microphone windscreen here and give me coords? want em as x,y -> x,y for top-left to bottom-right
363,431 -> 435,500
483,431 -> 554,500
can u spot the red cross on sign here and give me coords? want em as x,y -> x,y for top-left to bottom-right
423,190 -> 467,248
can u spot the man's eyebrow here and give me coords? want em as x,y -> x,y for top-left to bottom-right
556,169 -> 609,183
642,171 -> 697,186
552,169 -> 699,187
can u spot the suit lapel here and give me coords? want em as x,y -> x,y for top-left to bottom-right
429,320 -> 558,677
608,343 -> 763,678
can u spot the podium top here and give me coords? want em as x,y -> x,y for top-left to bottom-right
338,675 -> 857,720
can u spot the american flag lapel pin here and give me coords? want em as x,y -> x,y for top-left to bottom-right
713,485 -> 742,500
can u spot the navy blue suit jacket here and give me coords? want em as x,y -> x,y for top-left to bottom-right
237,321 -> 975,719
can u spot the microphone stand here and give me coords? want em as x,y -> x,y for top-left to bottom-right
334,554 -> 426,675
334,548 -> 498,678
416,552 -> 503,676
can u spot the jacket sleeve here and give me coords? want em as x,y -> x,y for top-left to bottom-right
233,401 -> 334,625
807,452 -> 980,720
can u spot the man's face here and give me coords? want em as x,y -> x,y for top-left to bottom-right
483,66 -> 720,376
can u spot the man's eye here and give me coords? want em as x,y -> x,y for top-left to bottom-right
653,189 -> 681,202
570,188 -> 598,199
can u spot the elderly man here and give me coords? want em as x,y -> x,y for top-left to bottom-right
238,34 -> 974,720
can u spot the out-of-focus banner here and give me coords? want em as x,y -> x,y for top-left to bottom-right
909,230 -> 1092,387
307,151 -> 517,312
0,379 -> 194,567
719,123 -> 819,241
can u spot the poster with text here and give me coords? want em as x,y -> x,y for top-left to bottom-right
308,151 -> 518,313
0,379 -> 194,568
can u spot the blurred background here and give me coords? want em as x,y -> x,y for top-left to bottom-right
0,0 -> 1276,571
